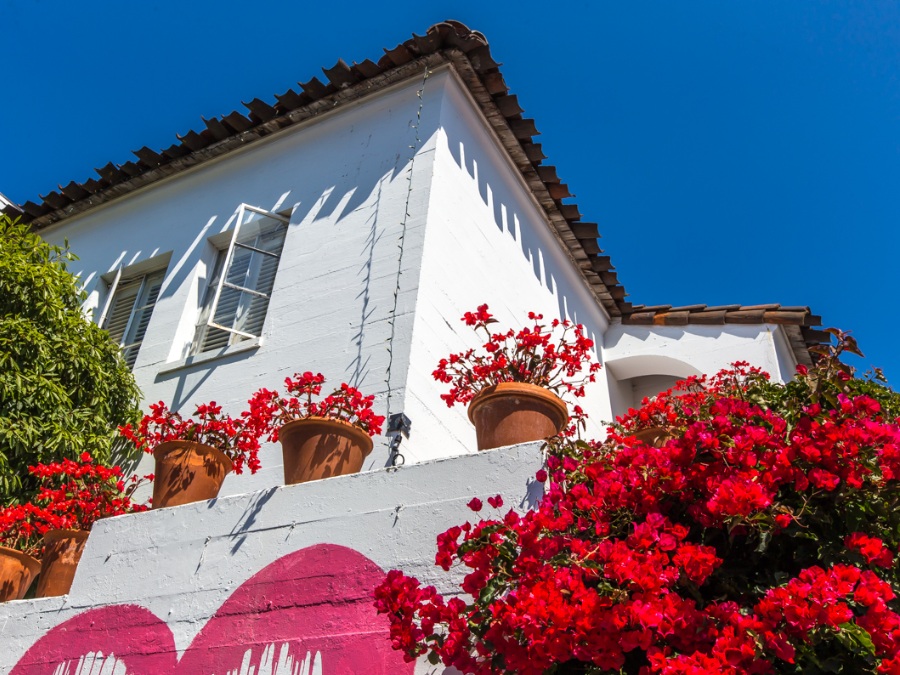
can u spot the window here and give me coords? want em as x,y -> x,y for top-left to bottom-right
99,268 -> 166,368
192,205 -> 289,354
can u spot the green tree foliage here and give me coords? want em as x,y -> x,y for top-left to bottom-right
0,215 -> 141,503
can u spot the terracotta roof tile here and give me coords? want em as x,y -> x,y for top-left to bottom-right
202,116 -> 231,141
250,98 -> 281,122
322,60 -> 359,89
494,94 -> 524,117
221,111 -> 254,133
622,304 -> 825,365
570,223 -> 599,239
299,76 -> 329,98
59,182 -> 89,200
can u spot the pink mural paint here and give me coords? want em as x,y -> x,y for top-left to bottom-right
11,544 -> 414,675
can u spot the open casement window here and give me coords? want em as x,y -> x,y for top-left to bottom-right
193,205 -> 289,354
99,269 -> 166,368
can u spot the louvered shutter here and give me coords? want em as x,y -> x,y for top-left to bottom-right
102,269 -> 165,368
196,205 -> 288,353
104,282 -> 140,345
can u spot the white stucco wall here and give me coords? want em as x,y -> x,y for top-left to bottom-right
603,322 -> 799,417
38,74 -> 443,495
0,444 -> 544,675
401,72 -> 612,463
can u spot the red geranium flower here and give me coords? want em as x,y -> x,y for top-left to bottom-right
432,305 -> 601,408
0,454 -> 151,557
119,400 -> 262,475
247,372 -> 385,441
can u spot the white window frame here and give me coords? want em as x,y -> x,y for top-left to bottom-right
192,204 -> 290,354
97,267 -> 123,329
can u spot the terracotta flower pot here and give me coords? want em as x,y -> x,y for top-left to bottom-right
630,427 -> 673,448
467,382 -> 569,451
152,440 -> 233,509
36,529 -> 88,598
279,417 -> 374,485
0,546 -> 41,602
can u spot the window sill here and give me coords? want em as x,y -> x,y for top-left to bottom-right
157,338 -> 263,376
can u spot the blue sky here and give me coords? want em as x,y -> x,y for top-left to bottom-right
3,0 -> 898,381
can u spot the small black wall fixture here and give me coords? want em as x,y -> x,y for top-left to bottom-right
386,412 -> 412,467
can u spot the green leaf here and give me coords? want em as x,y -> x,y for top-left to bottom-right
837,623 -> 876,656
0,215 -> 142,504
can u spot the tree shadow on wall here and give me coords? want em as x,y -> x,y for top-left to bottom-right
148,97 -> 432,418
153,442 -> 231,508
281,427 -> 369,485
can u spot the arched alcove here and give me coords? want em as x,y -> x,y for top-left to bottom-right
605,355 -> 702,417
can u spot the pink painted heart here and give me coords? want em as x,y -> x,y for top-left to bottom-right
11,544 -> 415,674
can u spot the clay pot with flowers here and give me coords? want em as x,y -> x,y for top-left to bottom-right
433,305 -> 601,451
0,504 -> 44,602
0,453 -> 150,600
119,401 -> 261,509
249,373 -> 385,485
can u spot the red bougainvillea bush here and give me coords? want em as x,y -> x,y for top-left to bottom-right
248,371 -> 386,440
375,331 -> 900,674
433,304 -> 601,408
119,401 -> 262,474
0,453 -> 150,557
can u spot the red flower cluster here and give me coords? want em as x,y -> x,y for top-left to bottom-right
433,305 -> 601,407
120,376 -> 385,474
377,334 -> 900,674
0,453 -> 150,557
847,532 -> 895,568
119,400 -> 262,474
248,372 -> 385,441
0,503 -> 50,558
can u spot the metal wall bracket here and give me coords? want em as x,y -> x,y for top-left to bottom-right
386,412 -> 412,467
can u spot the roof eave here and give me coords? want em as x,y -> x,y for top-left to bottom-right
621,303 -> 826,367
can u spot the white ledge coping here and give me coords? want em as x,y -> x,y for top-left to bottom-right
0,442 -> 544,614
156,337 -> 262,375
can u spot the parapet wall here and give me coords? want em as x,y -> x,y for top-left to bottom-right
0,443 -> 544,675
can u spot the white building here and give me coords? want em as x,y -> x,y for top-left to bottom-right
1,21 -> 824,674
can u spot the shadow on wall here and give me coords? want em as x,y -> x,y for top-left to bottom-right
348,175 -> 386,389
228,487 -> 279,555
604,326 -> 696,351
143,102 -> 437,412
445,131 -> 604,348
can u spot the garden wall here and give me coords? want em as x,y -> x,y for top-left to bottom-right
0,443 -> 544,674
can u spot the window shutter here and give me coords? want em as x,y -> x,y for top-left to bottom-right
196,204 -> 289,354
103,269 -> 165,368
104,282 -> 140,346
